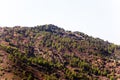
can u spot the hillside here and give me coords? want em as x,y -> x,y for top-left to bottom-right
0,24 -> 120,80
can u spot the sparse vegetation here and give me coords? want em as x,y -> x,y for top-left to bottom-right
0,24 -> 120,80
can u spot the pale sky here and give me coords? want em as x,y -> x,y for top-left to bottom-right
0,0 -> 120,44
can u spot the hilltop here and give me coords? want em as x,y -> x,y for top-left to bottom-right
0,24 -> 120,80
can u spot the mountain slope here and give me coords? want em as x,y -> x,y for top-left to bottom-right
0,24 -> 120,80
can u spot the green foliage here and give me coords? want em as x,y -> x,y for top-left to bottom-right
0,24 -> 118,79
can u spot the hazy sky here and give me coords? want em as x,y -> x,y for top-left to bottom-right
0,0 -> 120,44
